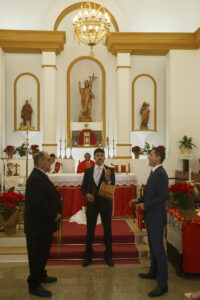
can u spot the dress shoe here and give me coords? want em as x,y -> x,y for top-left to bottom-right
139,272 -> 156,279
42,275 -> 57,283
29,285 -> 52,297
148,286 -> 168,297
82,257 -> 92,267
105,257 -> 114,267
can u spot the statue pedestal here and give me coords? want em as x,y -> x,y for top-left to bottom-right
79,117 -> 91,122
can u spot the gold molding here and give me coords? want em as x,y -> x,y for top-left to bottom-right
0,29 -> 66,54
116,66 -> 131,70
54,2 -> 119,32
42,144 -> 57,146
116,144 -> 132,146
67,56 -> 106,148
116,156 -> 132,159
106,31 -> 200,55
14,72 -> 40,132
42,65 -> 57,69
132,73 -> 157,132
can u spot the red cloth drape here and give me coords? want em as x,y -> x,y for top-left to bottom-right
78,129 -> 96,146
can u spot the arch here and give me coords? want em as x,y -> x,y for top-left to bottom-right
14,72 -> 40,131
67,56 -> 106,147
132,73 -> 157,131
54,2 -> 119,32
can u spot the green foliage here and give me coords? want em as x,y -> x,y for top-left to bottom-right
143,142 -> 153,155
15,143 -> 27,157
178,135 -> 196,149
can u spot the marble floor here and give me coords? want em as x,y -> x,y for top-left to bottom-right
0,260 -> 199,300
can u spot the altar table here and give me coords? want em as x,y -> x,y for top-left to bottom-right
167,211 -> 200,274
49,173 -> 138,218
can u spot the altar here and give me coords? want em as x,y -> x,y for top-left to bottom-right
49,173 -> 138,218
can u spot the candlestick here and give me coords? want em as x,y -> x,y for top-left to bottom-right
60,120 -> 62,138
63,139 -> 68,159
112,138 -> 116,158
58,138 -> 62,159
126,162 -> 129,174
113,119 -> 114,137
108,120 -> 109,137
189,167 -> 191,181
65,120 -> 67,140
107,136 -> 111,159
118,160 -> 121,173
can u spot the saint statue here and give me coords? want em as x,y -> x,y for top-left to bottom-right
140,102 -> 150,129
79,73 -> 97,122
21,100 -> 33,127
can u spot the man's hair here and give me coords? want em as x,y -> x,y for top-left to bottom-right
33,151 -> 45,166
94,148 -> 105,156
84,152 -> 91,158
50,153 -> 56,158
152,147 -> 166,163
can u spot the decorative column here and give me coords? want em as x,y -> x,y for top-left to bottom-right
42,52 -> 57,154
116,53 -> 132,158
0,48 -> 6,156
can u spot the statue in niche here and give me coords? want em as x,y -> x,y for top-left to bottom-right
21,99 -> 33,127
79,73 -> 97,122
140,102 -> 150,129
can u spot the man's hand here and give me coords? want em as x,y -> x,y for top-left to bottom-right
105,169 -> 111,183
86,193 -> 94,203
129,198 -> 138,208
55,213 -> 62,222
136,203 -> 144,210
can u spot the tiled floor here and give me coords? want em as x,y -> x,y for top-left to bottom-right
0,260 -> 199,300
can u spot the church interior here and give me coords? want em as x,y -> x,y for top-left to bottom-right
1,0 -> 200,299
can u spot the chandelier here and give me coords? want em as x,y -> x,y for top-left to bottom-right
73,1 -> 111,56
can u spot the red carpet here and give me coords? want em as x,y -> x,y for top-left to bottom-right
48,219 -> 140,265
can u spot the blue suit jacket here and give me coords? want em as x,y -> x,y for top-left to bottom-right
140,166 -> 168,226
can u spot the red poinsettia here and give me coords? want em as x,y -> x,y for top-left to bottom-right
132,146 -> 141,153
4,145 -> 15,153
157,145 -> 166,150
0,192 -> 24,220
30,144 -> 40,154
168,182 -> 195,210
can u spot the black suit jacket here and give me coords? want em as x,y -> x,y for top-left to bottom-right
24,168 -> 62,235
81,165 -> 115,200
140,166 -> 168,226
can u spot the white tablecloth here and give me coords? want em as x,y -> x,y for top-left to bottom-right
49,173 -> 138,187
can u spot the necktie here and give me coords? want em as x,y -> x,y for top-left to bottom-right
96,167 -> 102,185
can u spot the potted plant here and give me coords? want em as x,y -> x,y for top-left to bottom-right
143,142 -> 152,156
15,143 -> 27,157
3,145 -> 16,159
0,192 -> 25,234
132,146 -> 142,159
178,135 -> 197,154
168,182 -> 196,220
29,144 -> 40,157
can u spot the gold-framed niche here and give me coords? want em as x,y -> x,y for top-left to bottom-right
132,73 -> 157,132
67,56 -> 106,148
14,72 -> 40,131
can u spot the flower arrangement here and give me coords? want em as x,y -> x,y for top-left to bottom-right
3,145 -> 15,154
168,182 -> 195,210
15,143 -> 27,157
178,136 -> 196,150
132,146 -> 142,153
0,192 -> 24,221
143,142 -> 152,155
30,144 -> 40,154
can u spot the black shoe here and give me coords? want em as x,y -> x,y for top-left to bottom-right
139,272 -> 156,279
105,257 -> 114,267
29,285 -> 52,297
148,286 -> 168,297
42,275 -> 57,283
82,257 -> 92,267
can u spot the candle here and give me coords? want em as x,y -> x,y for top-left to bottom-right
108,120 -> 109,137
113,119 -> 114,137
65,120 -> 67,140
118,160 -> 121,172
60,120 -> 62,138
189,167 -> 191,181
126,162 -> 129,173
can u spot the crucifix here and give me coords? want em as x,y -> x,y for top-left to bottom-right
13,163 -> 20,176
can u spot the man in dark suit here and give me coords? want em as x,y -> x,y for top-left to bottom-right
130,147 -> 168,298
81,148 -> 115,267
24,152 -> 62,298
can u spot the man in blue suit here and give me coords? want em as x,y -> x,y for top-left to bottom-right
130,147 -> 168,297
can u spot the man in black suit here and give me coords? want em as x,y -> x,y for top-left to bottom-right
130,147 -> 168,298
81,148 -> 115,267
24,152 -> 62,297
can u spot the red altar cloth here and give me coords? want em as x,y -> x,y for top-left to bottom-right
57,185 -> 136,218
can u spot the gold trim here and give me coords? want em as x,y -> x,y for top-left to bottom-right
106,31 -> 200,55
0,29 -> 66,55
116,144 -> 132,146
67,56 -> 106,148
116,156 -> 132,159
116,66 -> 131,70
54,2 -> 119,32
42,144 -> 57,146
42,65 -> 57,69
132,74 -> 157,131
14,72 -> 40,132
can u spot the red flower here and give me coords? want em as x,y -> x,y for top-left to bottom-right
158,145 -> 166,150
0,192 -> 24,220
132,146 -> 141,153
30,144 -> 39,150
4,145 -> 15,153
168,182 -> 195,210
